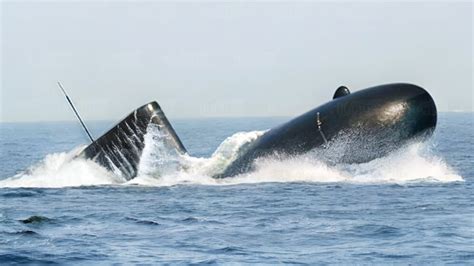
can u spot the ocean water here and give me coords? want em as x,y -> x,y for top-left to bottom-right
0,113 -> 472,264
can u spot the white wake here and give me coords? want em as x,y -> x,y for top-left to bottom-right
0,129 -> 463,188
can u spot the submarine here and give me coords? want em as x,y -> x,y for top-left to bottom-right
69,83 -> 437,180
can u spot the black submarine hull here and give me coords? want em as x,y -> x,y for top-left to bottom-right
217,83 -> 437,178
78,102 -> 186,179
79,83 -> 436,180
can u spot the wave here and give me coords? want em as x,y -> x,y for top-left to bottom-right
0,146 -> 124,188
0,129 -> 463,188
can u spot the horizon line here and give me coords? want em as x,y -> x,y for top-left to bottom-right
0,111 -> 472,124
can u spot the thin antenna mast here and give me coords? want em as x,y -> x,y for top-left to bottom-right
57,82 -> 94,143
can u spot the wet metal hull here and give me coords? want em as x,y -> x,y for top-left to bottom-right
79,83 -> 437,180
217,83 -> 437,177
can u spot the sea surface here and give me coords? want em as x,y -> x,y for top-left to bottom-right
0,113 -> 472,264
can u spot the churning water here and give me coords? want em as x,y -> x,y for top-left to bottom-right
0,114 -> 472,264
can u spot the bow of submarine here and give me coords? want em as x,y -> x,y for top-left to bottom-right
215,83 -> 437,178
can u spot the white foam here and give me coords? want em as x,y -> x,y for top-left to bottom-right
127,130 -> 463,186
342,143 -> 463,184
0,130 -> 463,188
0,147 -> 124,188
237,142 -> 463,185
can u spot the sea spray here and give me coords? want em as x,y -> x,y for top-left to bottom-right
137,124 -> 183,177
0,130 -> 463,188
129,129 -> 464,186
0,147 -> 123,188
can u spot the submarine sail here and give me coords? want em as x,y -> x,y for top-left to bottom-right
78,102 -> 186,180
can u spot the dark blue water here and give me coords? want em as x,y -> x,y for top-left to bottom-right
0,113 -> 472,264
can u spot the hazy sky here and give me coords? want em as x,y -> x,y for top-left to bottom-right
1,1 -> 472,122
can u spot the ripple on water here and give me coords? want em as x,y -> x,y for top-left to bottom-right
354,252 -> 416,259
349,224 -> 403,238
19,215 -> 53,224
2,230 -> 40,237
0,254 -> 56,264
124,217 -> 161,226
181,217 -> 200,223
189,259 -> 218,265
211,246 -> 248,256
1,189 -> 44,198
